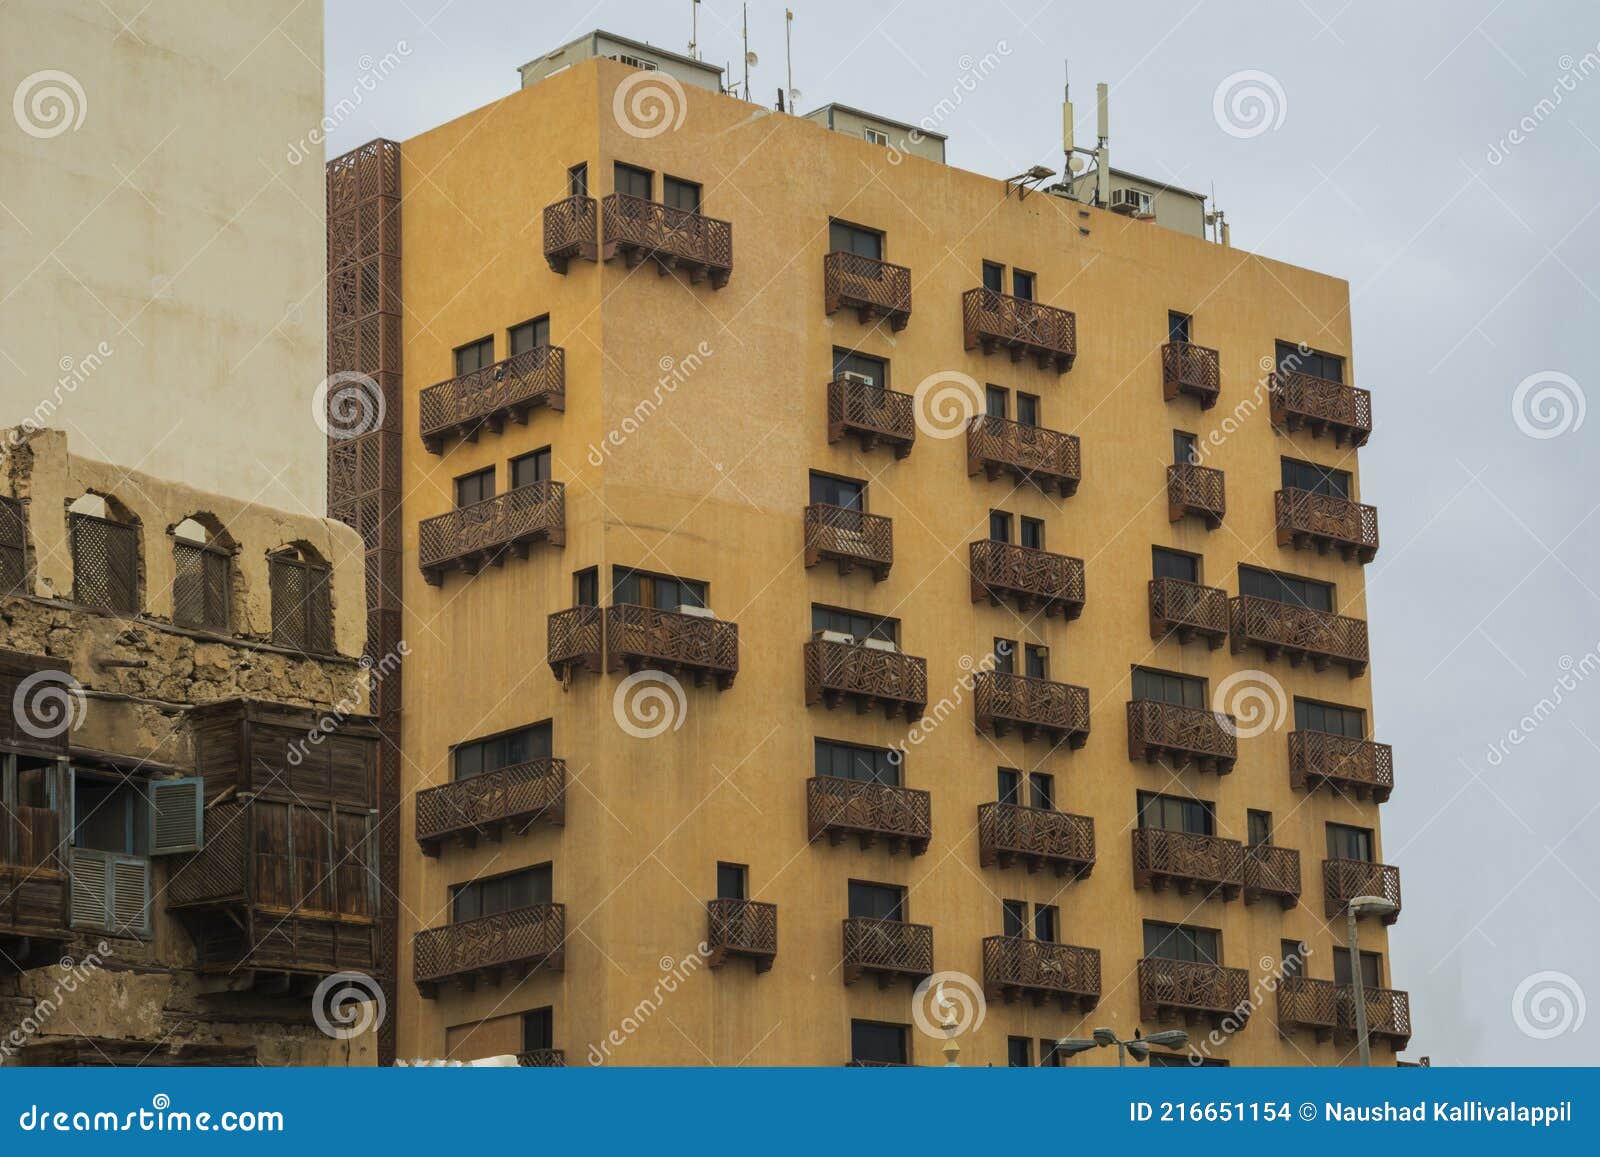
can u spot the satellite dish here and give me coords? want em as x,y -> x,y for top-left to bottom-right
1068,156 -> 1085,173
789,88 -> 802,105
746,51 -> 759,65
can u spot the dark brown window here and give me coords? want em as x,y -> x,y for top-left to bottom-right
573,567 -> 599,607
452,862 -> 552,922
567,163 -> 588,197
848,880 -> 904,921
1276,340 -> 1343,383
268,548 -> 332,653
1020,516 -> 1044,551
809,471 -> 864,510
454,336 -> 494,375
997,768 -> 1021,804
992,637 -> 1015,673
1294,697 -> 1365,738
981,260 -> 1004,293
522,1007 -> 554,1051
1132,667 -> 1205,708
1326,822 -> 1374,861
662,175 -> 701,212
1333,947 -> 1382,988
511,448 -> 551,489
1281,939 -> 1309,981
1039,1039 -> 1066,1066
1137,791 -> 1214,836
70,508 -> 139,613
1173,430 -> 1198,465
1239,565 -> 1334,613
850,1020 -> 907,1065
613,567 -> 706,611
985,384 -> 1008,417
1003,899 -> 1027,937
1008,1037 -> 1033,1067
1282,457 -> 1351,498
1012,269 -> 1035,300
455,467 -> 494,508
1024,644 -> 1049,680
1016,392 -> 1039,426
1247,809 -> 1272,847
832,348 -> 888,388
614,162 -> 652,199
989,510 -> 1012,543
811,604 -> 896,644
828,219 -> 883,260
509,316 -> 550,355
172,529 -> 230,632
1034,903 -> 1059,943
814,738 -> 898,786
1143,920 -> 1220,964
1168,311 -> 1192,342
1152,547 -> 1200,583
1029,772 -> 1054,810
717,862 -> 748,900
453,721 -> 551,782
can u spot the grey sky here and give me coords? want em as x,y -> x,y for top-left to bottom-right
323,0 -> 1600,1065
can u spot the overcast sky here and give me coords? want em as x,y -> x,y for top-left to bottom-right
323,0 -> 1600,1065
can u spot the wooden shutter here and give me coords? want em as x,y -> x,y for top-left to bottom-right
147,776 -> 204,854
69,848 -> 109,927
0,496 -> 26,593
173,542 -> 230,631
70,513 -> 139,612
109,856 -> 151,935
270,555 -> 333,652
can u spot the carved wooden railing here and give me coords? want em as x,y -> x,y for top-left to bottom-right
807,776 -> 931,855
977,803 -> 1094,877
969,540 -> 1086,619
1167,463 -> 1225,528
601,192 -> 732,287
827,377 -> 916,458
516,1049 -> 567,1066
962,287 -> 1076,371
1323,859 -> 1402,922
543,194 -> 598,273
804,639 -> 927,721
1126,699 -> 1237,773
1278,977 -> 1337,1039
1337,985 -> 1411,1048
1230,595 -> 1369,677
1148,578 -> 1230,649
824,251 -> 912,330
973,671 -> 1090,747
547,605 -> 604,680
1289,730 -> 1394,802
415,759 -> 565,854
606,603 -> 738,689
1138,957 -> 1251,1026
1132,828 -> 1244,900
982,936 -> 1101,1011
1270,370 -> 1373,448
419,347 -> 565,453
706,898 -> 778,971
419,482 -> 565,585
804,504 -> 894,581
1243,843 -> 1302,907
413,902 -> 565,994
1276,488 -> 1380,563
1161,341 -> 1221,408
966,414 -> 1081,496
841,917 -> 933,984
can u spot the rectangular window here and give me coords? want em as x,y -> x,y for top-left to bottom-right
614,162 -> 652,199
981,260 -> 1004,293
452,863 -> 552,923
1281,939 -> 1309,981
1015,393 -> 1039,426
850,1020 -> 907,1065
809,471 -> 865,510
1007,1037 -> 1033,1067
1137,791 -> 1215,836
1294,698 -> 1366,738
1239,566 -> 1334,613
1039,1039 -> 1066,1067
1024,644 -> 1049,680
510,448 -> 552,489
1019,517 -> 1044,551
1028,772 -> 1054,811
1131,667 -> 1206,708
862,126 -> 889,146
997,768 -> 1021,805
613,567 -> 707,612
1247,810 -> 1272,847
716,862 -> 747,900
828,219 -> 884,260
1173,430 -> 1198,465
814,739 -> 899,786
985,385 -> 1008,418
1143,920 -> 1220,965
848,881 -> 905,921
988,510 -> 1012,543
455,336 -> 494,376
1152,547 -> 1200,583
1333,947 -> 1382,988
1151,1054 -> 1229,1068
1003,899 -> 1027,938
509,316 -> 550,356
833,348 -> 888,388
172,538 -> 230,632
1276,340 -> 1344,383
1012,269 -> 1035,300
522,1007 -> 554,1052
662,175 -> 702,213
567,163 -> 588,197
811,604 -> 897,644
1327,823 -> 1374,861
992,638 -> 1015,674
453,722 -> 553,781
1168,311 -> 1192,343
573,567 -> 599,607
1034,904 -> 1059,943
1281,457 -> 1351,499
455,467 -> 495,508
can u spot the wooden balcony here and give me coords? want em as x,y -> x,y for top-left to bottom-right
806,776 -> 931,856
841,917 -> 933,986
1131,828 -> 1243,900
824,251 -> 911,330
966,414 -> 1081,497
1148,578 -> 1229,649
1138,957 -> 1251,1028
1323,859 -> 1402,923
973,671 -> 1090,748
982,936 -> 1101,1012
415,759 -> 566,856
804,504 -> 893,581
1339,985 -> 1412,1050
1289,730 -> 1394,803
419,347 -> 565,453
543,194 -> 598,273
827,377 -> 915,458
977,803 -> 1095,878
600,192 -> 732,288
1162,341 -> 1221,409
706,897 -> 777,972
606,603 -> 739,689
547,605 -> 603,681
1230,595 -> 1369,677
1243,844 -> 1302,908
413,902 -> 565,997
969,540 -> 1085,619
962,287 -> 1076,372
517,1049 -> 567,1067
1167,463 -> 1225,528
1276,488 -> 1379,564
1277,976 -> 1337,1041
1126,699 -> 1238,774
1270,370 -> 1373,448
1,805 -> 70,969
419,483 -> 564,586
804,638 -> 927,721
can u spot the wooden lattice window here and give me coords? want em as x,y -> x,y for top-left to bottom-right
0,496 -> 26,594
69,510 -> 139,613
172,531 -> 231,632
269,549 -> 333,653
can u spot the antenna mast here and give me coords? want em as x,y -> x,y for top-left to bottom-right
689,0 -> 700,61
785,9 -> 795,112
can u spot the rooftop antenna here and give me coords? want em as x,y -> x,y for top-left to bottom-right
689,0 -> 700,61
741,3 -> 760,102
785,9 -> 798,112
1094,81 -> 1110,209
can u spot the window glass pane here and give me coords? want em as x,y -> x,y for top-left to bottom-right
1003,900 -> 1026,938
1015,393 -> 1039,426
455,337 -> 493,375
717,863 -> 746,900
1012,270 -> 1035,300
574,568 -> 599,606
849,882 -> 903,921
510,317 -> 550,356
1248,810 -> 1272,846
1034,905 -> 1057,942
1281,458 -> 1350,498
1024,645 -> 1048,679
613,568 -> 642,606
992,638 -> 1015,674
614,162 -> 651,198
1020,518 -> 1044,551
522,1008 -> 553,1051
997,769 -> 1021,805
982,261 -> 1004,292
1326,824 -> 1373,861
832,349 -> 887,387
512,450 -> 551,489
568,164 -> 588,196
989,511 -> 1011,543
1028,773 -> 1053,810
1173,431 -> 1198,464
1152,548 -> 1199,583
809,472 -> 864,509
1239,566 -> 1334,612
663,176 -> 701,212
1007,1038 -> 1032,1067
985,386 -> 1008,418
1168,311 -> 1192,342
456,468 -> 494,508
850,1021 -> 906,1064
829,221 -> 883,260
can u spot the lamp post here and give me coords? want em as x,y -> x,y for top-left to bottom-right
1345,894 -> 1400,1068
1056,1028 -> 1188,1066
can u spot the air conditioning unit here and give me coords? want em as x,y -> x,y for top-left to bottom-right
815,629 -> 854,645
677,604 -> 716,618
840,371 -> 876,386
861,637 -> 897,652
1110,187 -> 1152,216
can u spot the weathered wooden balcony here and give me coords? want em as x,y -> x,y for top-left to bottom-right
516,1049 -> 567,1067
606,603 -> 739,689
1339,985 -> 1412,1050
1277,977 -> 1337,1041
1138,957 -> 1251,1028
0,805 -> 69,968
841,917 -> 933,986
806,776 -> 931,856
824,251 -> 912,330
804,638 -> 927,721
419,347 -> 565,453
1289,730 -> 1394,803
983,936 -> 1101,1012
973,671 -> 1090,748
1276,488 -> 1379,563
1270,370 -> 1373,447
1132,829 -> 1243,900
706,897 -> 778,972
1126,700 -> 1238,774
1167,463 -> 1225,528
415,759 -> 565,855
1243,844 -> 1302,908
1148,578 -> 1230,649
1230,595 -> 1369,677
804,504 -> 893,581
601,192 -> 732,288
966,414 -> 1081,497
1162,341 -> 1221,409
827,377 -> 915,458
543,194 -> 598,273
977,802 -> 1095,878
547,605 -> 603,681
962,287 -> 1076,371
419,482 -> 564,586
969,540 -> 1085,619
1323,859 -> 1402,923
413,902 -> 565,996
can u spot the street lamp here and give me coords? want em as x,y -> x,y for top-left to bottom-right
1056,1027 -> 1188,1066
1345,894 -> 1399,1068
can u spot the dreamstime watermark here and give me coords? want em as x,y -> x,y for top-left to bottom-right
1484,643 -> 1600,766
1183,945 -> 1311,1065
1,943 -> 113,1059
13,70 -> 86,139
311,971 -> 387,1040
1487,44 -> 1600,165
1186,344 -> 1315,466
889,644 -> 1008,765
613,69 -> 687,138
1511,970 -> 1586,1040
11,669 -> 87,741
613,669 -> 687,738
910,970 -> 986,1039
1212,669 -> 1289,739
286,640 -> 408,766
885,43 -> 1011,165
287,43 -> 412,164
586,945 -> 709,1064
1511,371 -> 1585,439
586,342 -> 714,464
911,370 -> 984,439
6,341 -> 114,448
1212,70 -> 1286,139
314,370 -> 386,440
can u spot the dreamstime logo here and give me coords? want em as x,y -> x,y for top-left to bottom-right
1,943 -> 112,1059
1512,971 -> 1586,1040
13,70 -> 87,139
1212,70 -> 1287,139
1212,669 -> 1288,739
911,370 -> 983,438
613,669 -> 686,738
287,42 -> 412,164
587,341 -> 713,464
311,971 -> 387,1040
911,971 -> 986,1039
587,944 -> 709,1064
1511,371 -> 1585,439
613,70 -> 687,138
12,669 -> 87,740
313,370 -> 386,440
